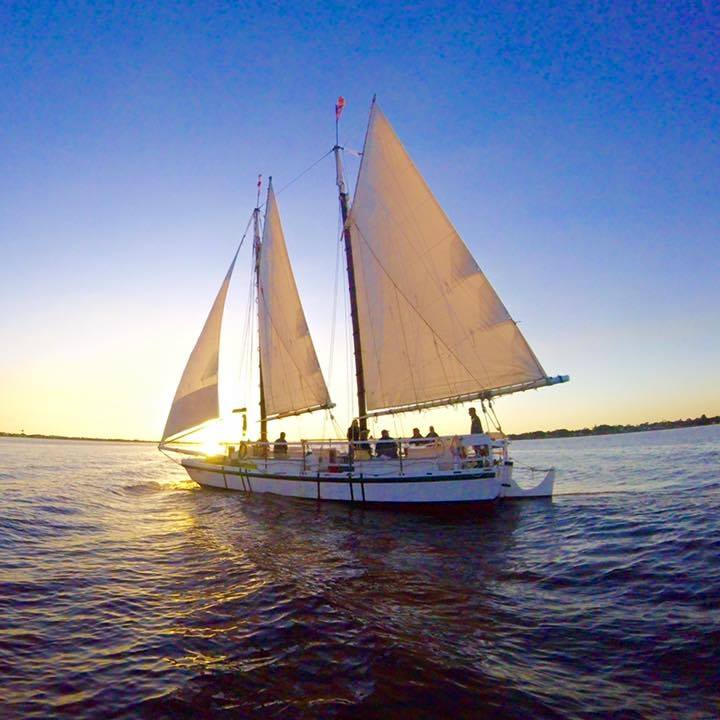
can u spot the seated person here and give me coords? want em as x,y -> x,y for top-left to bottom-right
273,431 -> 288,456
374,429 -> 398,459
409,427 -> 425,444
358,428 -> 371,452
426,426 -> 439,439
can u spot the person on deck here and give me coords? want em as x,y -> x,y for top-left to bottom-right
468,407 -> 487,459
409,427 -> 425,444
358,428 -> 371,453
426,426 -> 439,439
273,432 -> 288,456
375,430 -> 398,459
347,419 -> 360,454
468,407 -> 483,435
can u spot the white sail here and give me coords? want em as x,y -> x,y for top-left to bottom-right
258,183 -> 332,419
347,102 -> 548,415
161,255 -> 236,442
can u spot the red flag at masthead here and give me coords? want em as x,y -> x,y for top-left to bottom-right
335,96 -> 345,119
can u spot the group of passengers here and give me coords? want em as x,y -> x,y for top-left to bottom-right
268,408 -> 485,460
346,421 -> 443,460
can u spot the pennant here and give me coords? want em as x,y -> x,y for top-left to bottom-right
335,96 -> 345,119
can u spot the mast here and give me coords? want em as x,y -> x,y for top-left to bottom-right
334,96 -> 368,432
253,175 -> 267,443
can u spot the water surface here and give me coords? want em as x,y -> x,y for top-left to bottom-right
1,426 -> 718,718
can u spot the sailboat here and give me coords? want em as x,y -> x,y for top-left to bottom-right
159,98 -> 569,504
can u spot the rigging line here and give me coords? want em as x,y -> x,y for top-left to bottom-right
247,260 -> 258,411
327,232 -> 342,380
349,220 -> 496,401
481,399 -> 501,433
237,253 -> 256,392
260,148 -> 335,205
488,399 -> 504,434
159,446 -> 184,465
340,232 -> 353,420
233,211 -> 257,395
243,263 -> 257,393
326,222 -> 343,394
350,229 -> 386,415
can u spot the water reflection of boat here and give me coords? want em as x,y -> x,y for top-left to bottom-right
159,98 -> 568,504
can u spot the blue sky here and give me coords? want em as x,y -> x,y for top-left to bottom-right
1,1 -> 718,439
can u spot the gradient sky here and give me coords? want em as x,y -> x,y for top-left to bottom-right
2,1 -> 718,441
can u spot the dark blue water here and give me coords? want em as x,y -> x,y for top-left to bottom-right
1,426 -> 718,719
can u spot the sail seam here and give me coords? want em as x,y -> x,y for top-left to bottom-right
373,118 -> 499,388
349,219 -> 491,399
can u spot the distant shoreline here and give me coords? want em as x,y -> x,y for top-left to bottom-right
508,415 -> 719,440
2,414 -> 718,445
0,432 -> 157,444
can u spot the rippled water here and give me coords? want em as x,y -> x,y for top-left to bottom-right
1,426 -> 718,719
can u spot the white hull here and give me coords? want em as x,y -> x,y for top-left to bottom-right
181,457 -> 554,505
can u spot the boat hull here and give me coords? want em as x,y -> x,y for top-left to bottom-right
182,459 -> 503,504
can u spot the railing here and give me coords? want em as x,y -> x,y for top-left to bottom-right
218,434 -> 509,475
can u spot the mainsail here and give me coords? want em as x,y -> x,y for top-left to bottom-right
257,182 -> 333,419
347,102 -> 553,416
161,253 -> 236,442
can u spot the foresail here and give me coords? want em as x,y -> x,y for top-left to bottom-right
161,254 -> 236,442
258,184 -> 332,419
347,103 -> 547,414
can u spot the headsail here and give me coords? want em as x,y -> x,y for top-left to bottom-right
347,102 -> 556,416
161,253 -> 237,443
257,182 -> 333,419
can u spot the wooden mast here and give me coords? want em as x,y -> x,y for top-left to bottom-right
333,97 -> 367,432
254,176 -> 268,443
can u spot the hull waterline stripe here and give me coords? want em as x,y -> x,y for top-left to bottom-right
184,462 -> 496,484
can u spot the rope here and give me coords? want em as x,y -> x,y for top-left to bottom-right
341,229 -> 353,421
323,227 -> 343,439
488,399 -> 504,434
159,446 -> 184,465
480,398 -> 504,433
269,148 -> 334,202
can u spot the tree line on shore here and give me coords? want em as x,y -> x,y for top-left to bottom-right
2,414 -> 718,444
508,414 -> 719,440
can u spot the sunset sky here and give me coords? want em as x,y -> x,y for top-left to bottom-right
2,1 -> 718,441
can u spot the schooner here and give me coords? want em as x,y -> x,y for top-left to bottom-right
159,98 -> 568,504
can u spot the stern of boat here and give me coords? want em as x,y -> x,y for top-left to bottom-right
500,465 -> 555,498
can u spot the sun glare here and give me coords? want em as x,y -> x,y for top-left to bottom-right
192,416 -> 246,456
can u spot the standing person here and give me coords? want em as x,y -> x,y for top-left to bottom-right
426,426 -> 439,439
468,407 -> 487,459
374,430 -> 398,459
273,432 -> 288,455
347,419 -> 360,454
468,407 -> 483,435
